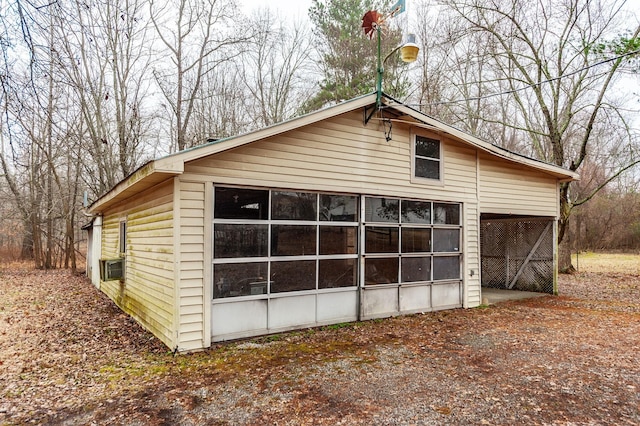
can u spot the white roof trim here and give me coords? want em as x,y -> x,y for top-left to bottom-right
154,94 -> 378,171
380,97 -> 579,181
90,92 -> 578,212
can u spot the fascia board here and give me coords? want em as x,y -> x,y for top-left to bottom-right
385,100 -> 580,182
87,161 -> 181,213
159,94 -> 378,165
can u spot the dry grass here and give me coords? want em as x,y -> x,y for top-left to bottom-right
572,252 -> 640,274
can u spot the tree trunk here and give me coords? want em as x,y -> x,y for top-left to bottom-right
557,182 -> 576,274
21,225 -> 34,260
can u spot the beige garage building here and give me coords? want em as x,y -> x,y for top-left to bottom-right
84,93 -> 578,352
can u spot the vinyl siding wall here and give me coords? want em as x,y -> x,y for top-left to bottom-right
100,180 -> 175,348
478,152 -> 559,217
176,180 -> 210,351
182,110 -> 482,311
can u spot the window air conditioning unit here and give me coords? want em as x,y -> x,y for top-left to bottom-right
101,259 -> 124,281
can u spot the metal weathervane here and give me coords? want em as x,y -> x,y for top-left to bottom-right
362,0 -> 418,115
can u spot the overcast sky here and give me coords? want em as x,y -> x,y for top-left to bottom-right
239,0 -> 314,22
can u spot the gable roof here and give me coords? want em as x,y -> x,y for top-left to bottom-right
88,92 -> 579,213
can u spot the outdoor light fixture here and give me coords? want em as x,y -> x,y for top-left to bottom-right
400,34 -> 419,63
362,0 -> 419,116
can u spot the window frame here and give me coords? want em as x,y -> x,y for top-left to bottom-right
362,196 -> 462,287
411,132 -> 444,185
212,186 -> 360,300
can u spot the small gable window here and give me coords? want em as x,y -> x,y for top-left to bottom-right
414,135 -> 441,181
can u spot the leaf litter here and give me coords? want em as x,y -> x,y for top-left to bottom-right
0,255 -> 638,425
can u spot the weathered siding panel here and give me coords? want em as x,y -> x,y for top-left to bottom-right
177,180 -> 208,351
464,203 -> 481,307
100,180 -> 175,349
101,215 -> 121,259
479,153 -> 559,216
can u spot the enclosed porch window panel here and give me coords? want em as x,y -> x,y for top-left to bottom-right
213,261 -> 269,298
271,225 -> 317,256
214,224 -> 268,258
401,256 -> 432,283
214,187 -> 269,220
272,191 -> 317,220
212,187 -> 359,299
401,228 -> 431,252
320,194 -> 359,222
363,196 -> 463,286
319,226 -> 358,255
365,257 -> 399,285
270,260 -> 316,293
365,227 -> 399,253
319,258 -> 358,288
432,228 -> 460,252
364,197 -> 399,223
433,256 -> 461,281
434,203 -> 461,225
401,200 -> 432,224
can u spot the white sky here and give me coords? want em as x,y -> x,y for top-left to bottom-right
239,0 -> 314,22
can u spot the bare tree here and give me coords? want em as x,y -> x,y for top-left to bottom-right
441,0 -> 640,270
51,0 -> 153,196
189,61 -> 250,141
150,0 -> 248,151
240,10 -> 314,128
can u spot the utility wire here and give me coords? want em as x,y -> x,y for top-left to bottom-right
404,47 -> 640,108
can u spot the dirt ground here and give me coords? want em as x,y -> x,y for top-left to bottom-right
1,253 -> 639,425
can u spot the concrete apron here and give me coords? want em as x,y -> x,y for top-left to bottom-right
480,288 -> 548,306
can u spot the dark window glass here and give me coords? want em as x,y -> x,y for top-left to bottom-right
415,158 -> 440,179
415,136 -> 440,158
271,225 -> 316,256
214,262 -> 268,298
433,256 -> 460,280
365,257 -> 398,285
119,222 -> 127,253
433,229 -> 460,252
401,257 -> 431,282
214,187 -> 269,220
319,259 -> 357,288
365,227 -> 399,253
401,228 -> 431,253
270,260 -> 316,292
272,191 -> 317,220
319,226 -> 357,255
433,203 -> 460,225
320,195 -> 358,222
401,200 -> 431,223
214,224 -> 268,258
365,197 -> 399,222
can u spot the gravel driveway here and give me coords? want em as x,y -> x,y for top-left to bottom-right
1,255 -> 639,425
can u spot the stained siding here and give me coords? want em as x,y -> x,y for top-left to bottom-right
479,153 -> 559,216
177,180 -> 207,351
101,215 -> 120,259
100,180 -> 175,348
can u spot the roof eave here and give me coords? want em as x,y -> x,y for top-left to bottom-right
87,161 -> 183,214
155,93 -> 378,168
381,96 -> 579,182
